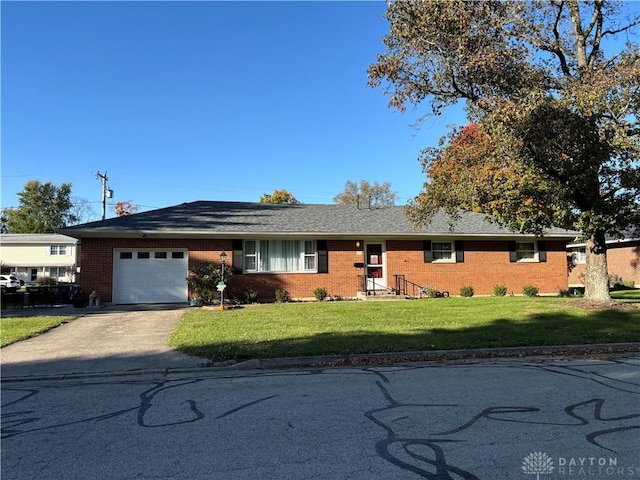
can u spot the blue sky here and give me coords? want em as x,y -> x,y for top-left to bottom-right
2,1 -> 466,220
2,1 -> 636,222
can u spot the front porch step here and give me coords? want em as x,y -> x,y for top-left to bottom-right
356,291 -> 409,301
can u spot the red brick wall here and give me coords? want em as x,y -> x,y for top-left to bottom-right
387,239 -> 569,296
568,241 -> 640,287
79,237 -> 570,302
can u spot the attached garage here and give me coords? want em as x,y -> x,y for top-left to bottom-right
112,249 -> 188,304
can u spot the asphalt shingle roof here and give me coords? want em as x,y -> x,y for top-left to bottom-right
0,233 -> 79,244
59,201 -> 578,239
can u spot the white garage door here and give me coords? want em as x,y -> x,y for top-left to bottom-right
113,249 -> 188,304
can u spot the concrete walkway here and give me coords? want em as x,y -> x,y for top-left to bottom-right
1,304 -> 210,379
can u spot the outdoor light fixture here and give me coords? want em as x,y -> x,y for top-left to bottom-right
218,251 -> 227,310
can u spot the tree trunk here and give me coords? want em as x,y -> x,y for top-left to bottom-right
583,231 -> 610,302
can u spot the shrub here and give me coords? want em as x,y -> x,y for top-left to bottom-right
242,287 -> 259,304
313,287 -> 328,301
35,276 -> 57,286
459,285 -> 474,298
493,284 -> 508,297
609,275 -> 634,289
523,284 -> 539,297
275,289 -> 290,303
425,287 -> 439,298
186,262 -> 233,305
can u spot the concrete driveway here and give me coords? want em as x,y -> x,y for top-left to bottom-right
1,304 -> 210,379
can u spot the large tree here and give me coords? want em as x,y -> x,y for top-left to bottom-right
2,180 -> 78,233
333,179 -> 398,207
368,0 -> 640,302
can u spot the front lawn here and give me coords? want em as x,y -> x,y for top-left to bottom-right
1,316 -> 76,347
168,296 -> 640,362
611,288 -> 640,303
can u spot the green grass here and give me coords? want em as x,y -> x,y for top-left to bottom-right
168,296 -> 640,362
1,316 -> 76,347
611,288 -> 640,302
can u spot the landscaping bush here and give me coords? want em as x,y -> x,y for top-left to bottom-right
242,287 -> 259,304
275,289 -> 290,303
186,262 -> 234,305
609,275 -> 634,289
493,284 -> 508,297
523,284 -> 539,297
425,287 -> 439,298
459,285 -> 474,297
313,287 -> 328,301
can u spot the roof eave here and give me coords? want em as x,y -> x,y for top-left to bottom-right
60,229 -> 578,240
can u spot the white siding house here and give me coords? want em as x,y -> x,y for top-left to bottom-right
0,234 -> 79,284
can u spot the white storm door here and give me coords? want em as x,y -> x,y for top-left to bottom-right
365,242 -> 386,291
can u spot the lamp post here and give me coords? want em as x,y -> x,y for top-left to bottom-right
218,251 -> 227,310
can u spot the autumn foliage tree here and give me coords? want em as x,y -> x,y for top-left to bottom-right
415,123 -> 574,234
368,0 -> 640,302
114,200 -> 139,216
259,189 -> 300,204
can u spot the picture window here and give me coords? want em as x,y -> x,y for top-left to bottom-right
244,240 -> 317,272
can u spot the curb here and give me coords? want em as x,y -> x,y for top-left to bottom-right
2,343 -> 638,383
230,342 -> 640,370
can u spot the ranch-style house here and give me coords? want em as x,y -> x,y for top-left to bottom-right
59,201 -> 579,304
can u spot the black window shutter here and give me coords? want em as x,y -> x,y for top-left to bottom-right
423,240 -> 433,263
508,241 -> 517,263
454,240 -> 464,263
232,239 -> 243,272
538,241 -> 547,263
317,240 -> 328,273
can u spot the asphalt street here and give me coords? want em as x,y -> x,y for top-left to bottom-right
2,356 -> 639,479
1,306 -> 639,479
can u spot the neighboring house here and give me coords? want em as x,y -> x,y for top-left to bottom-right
0,234 -> 80,284
59,201 -> 578,305
568,229 -> 640,288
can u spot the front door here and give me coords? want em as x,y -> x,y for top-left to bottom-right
365,243 -> 385,291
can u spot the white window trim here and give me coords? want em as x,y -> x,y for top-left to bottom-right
431,240 -> 456,264
516,241 -> 538,263
243,239 -> 318,273
49,244 -> 69,256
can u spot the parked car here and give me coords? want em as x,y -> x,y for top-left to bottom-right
0,274 -> 21,289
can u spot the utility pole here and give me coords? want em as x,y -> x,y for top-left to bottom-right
96,171 -> 113,220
